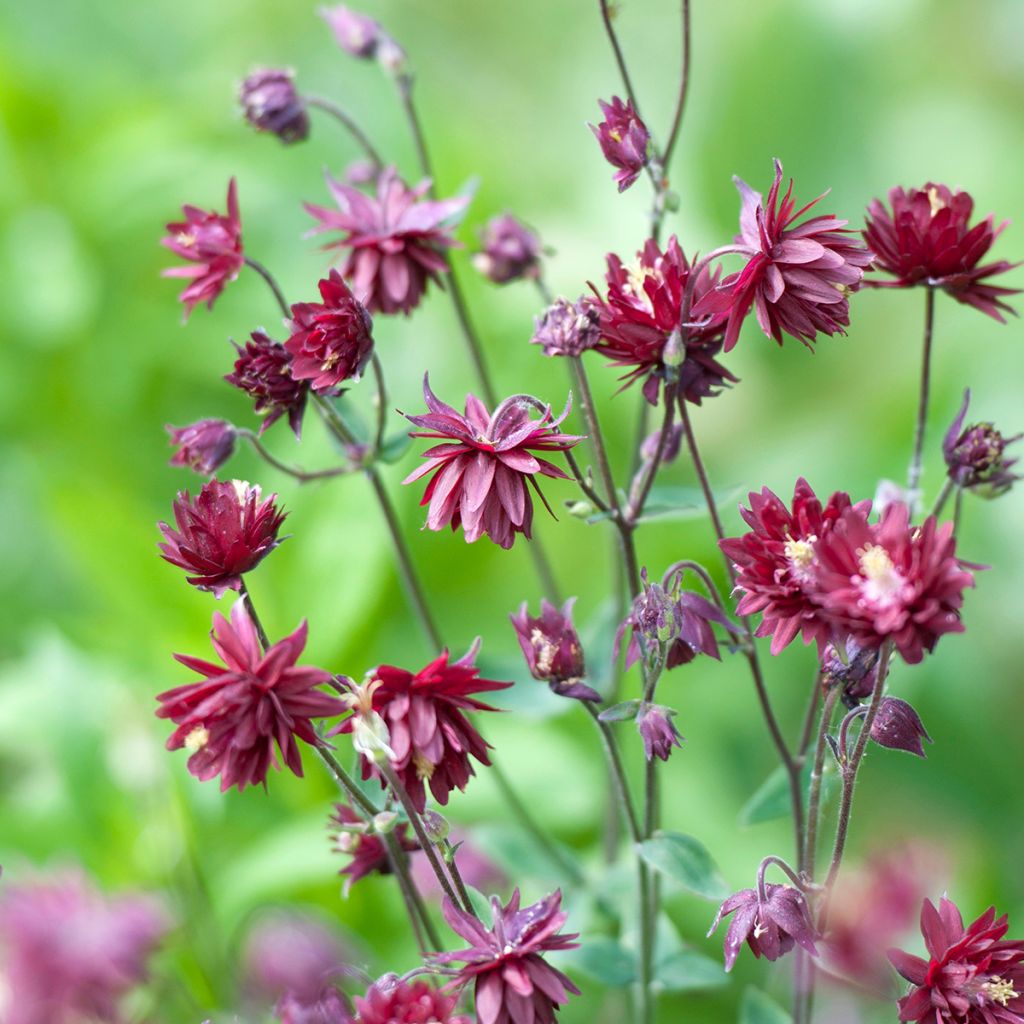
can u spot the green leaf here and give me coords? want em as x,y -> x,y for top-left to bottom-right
598,699 -> 641,723
635,484 -> 744,524
739,987 -> 792,1024
654,949 -> 728,992
738,758 -> 837,827
377,432 -> 412,464
635,831 -> 729,900
464,884 -> 496,921
568,936 -> 637,987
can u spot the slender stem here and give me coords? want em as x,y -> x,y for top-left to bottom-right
238,430 -> 352,482
585,705 -> 641,841
304,95 -> 384,169
802,686 -> 841,880
661,0 -> 691,169
395,73 -> 434,189
629,397 -> 652,481
244,257 -> 290,320
386,838 -> 429,955
443,840 -> 475,917
627,395 -> 676,524
907,287 -> 936,509
930,476 -> 955,520
953,485 -> 964,535
238,579 -> 271,651
597,1 -> 644,132
370,354 -> 389,454
796,673 -> 823,761
564,449 -> 611,513
570,357 -> 620,512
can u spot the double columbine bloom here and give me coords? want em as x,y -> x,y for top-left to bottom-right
434,890 -> 580,1024
226,330 -> 309,439
332,645 -> 511,811
157,601 -> 343,792
161,178 -> 244,316
403,378 -> 582,550
305,166 -> 467,315
889,897 -> 1024,1023
695,159 -> 872,350
353,976 -> 469,1024
863,183 -> 1020,321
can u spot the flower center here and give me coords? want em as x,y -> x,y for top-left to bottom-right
982,976 -> 1018,1007
784,535 -> 817,582
855,544 -> 908,608
184,726 -> 209,753
927,187 -> 946,217
176,231 -> 197,247
530,628 -> 556,675
625,260 -> 655,309
413,750 -> 435,781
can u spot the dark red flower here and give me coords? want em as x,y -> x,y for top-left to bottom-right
708,883 -> 818,972
636,703 -> 683,762
167,419 -> 236,475
434,890 -> 580,1024
354,975 -> 470,1024
305,167 -> 467,315
239,68 -> 309,144
510,598 -> 598,702
812,502 -> 975,665
329,803 -> 418,893
284,270 -> 374,393
589,96 -> 650,193
0,870 -> 168,1024
943,389 -> 1021,496
593,235 -> 736,406
719,479 -> 869,656
157,479 -> 286,597
161,178 -> 244,316
473,213 -> 541,284
531,297 -> 601,357
226,329 -> 309,439
889,897 -> 1024,1023
402,377 -> 582,550
695,159 -> 872,350
864,184 -> 1020,322
332,645 -> 512,812
157,600 -> 343,792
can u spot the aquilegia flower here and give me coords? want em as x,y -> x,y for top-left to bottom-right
943,389 -> 1021,496
708,883 -> 818,972
473,213 -> 541,284
863,184 -> 1020,322
166,419 -> 237,475
694,159 -> 872,350
402,377 -> 582,550
531,296 -> 601,357
305,166 -> 467,315
594,235 -> 735,405
719,478 -> 869,656
0,869 -> 168,1024
333,644 -> 512,811
510,597 -> 598,701
434,890 -> 580,1024
226,330 -> 309,439
320,4 -> 406,69
284,270 -> 374,393
329,803 -> 418,893
889,897 -> 1024,1023
636,703 -> 683,762
161,178 -> 244,316
354,976 -> 470,1024
589,96 -> 650,193
239,68 -> 310,144
157,600 -> 343,792
157,479 -> 286,597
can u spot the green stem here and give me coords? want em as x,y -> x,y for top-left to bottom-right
305,95 -> 385,170
238,430 -> 352,483
907,286 -> 936,510
244,257 -> 290,319
585,704 -> 641,842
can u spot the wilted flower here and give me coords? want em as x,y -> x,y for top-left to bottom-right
821,638 -> 880,705
869,697 -> 931,758
943,389 -> 1020,496
813,502 -> 975,665
694,159 -> 872,351
161,178 -> 244,316
708,883 -> 818,972
354,975 -> 469,1024
636,703 -> 683,762
889,897 -> 1024,1023
167,419 -> 237,475
531,296 -> 601,357
156,600 -> 343,791
305,166 -> 467,315
402,377 -> 582,550
434,890 -> 580,1024
157,479 -> 286,597
332,644 -> 512,812
510,597 -> 598,702
319,5 -> 406,69
284,270 -> 374,393
594,235 -> 736,405
0,869 -> 168,1024
589,96 -> 650,193
226,330 -> 309,439
864,184 -> 1020,322
473,213 -> 541,284
329,803 -> 418,893
720,479 -> 869,656
239,68 -> 309,144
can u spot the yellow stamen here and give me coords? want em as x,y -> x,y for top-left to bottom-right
413,750 -> 435,781
983,976 -> 1017,1007
184,726 -> 209,753
927,187 -> 946,217
176,231 -> 197,247
784,535 -> 817,572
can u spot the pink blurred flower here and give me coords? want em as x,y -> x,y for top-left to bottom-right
156,600 -> 343,791
239,68 -> 309,144
411,830 -> 506,900
319,5 -> 406,69
354,975 -> 469,1024
329,803 -> 418,893
166,419 -> 237,475
402,377 -> 582,550
589,96 -> 650,193
473,213 -> 541,284
305,167 -> 467,315
161,178 -> 244,316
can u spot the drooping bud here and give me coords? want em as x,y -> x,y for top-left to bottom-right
239,68 -> 310,144
943,389 -> 1020,497
869,697 -> 931,758
167,419 -> 237,475
421,810 -> 450,843
531,297 -> 600,357
509,598 -> 598,702
589,96 -> 650,193
319,5 -> 406,71
635,704 -> 683,762
473,213 -> 541,285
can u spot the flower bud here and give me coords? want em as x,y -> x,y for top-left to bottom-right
821,639 -> 880,706
531,297 -> 600,357
869,697 -> 931,758
636,703 -> 683,762
943,390 -> 1020,497
166,419 -> 237,475
510,598 -> 599,702
320,5 -> 406,70
239,68 -> 309,144
421,810 -> 450,843
371,811 -> 399,835
473,214 -> 541,285
589,96 -> 650,193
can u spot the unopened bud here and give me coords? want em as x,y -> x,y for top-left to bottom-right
372,811 -> 399,834
869,697 -> 931,758
421,810 -> 450,843
566,500 -> 595,519
351,710 -> 395,765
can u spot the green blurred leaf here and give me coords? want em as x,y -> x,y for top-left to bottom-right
599,699 -> 641,723
635,484 -> 744,524
569,936 -> 637,987
464,884 -> 495,921
739,758 -> 837,827
739,986 -> 792,1024
377,432 -> 412,464
635,831 -> 729,900
654,949 -> 729,992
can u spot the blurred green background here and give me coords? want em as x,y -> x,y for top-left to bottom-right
1,0 -> 1023,1020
